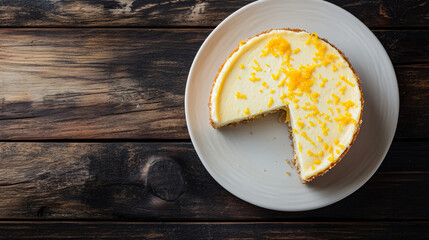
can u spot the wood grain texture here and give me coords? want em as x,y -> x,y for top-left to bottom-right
0,221 -> 428,239
0,29 -> 428,140
0,0 -> 428,27
0,142 -> 427,220
396,64 -> 429,139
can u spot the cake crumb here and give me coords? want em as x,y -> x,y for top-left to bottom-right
249,131 -> 253,135
264,169 -> 267,172
286,171 -> 291,176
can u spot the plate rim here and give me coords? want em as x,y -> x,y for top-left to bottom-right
185,0 -> 399,211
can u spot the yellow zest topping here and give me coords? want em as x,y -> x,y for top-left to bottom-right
293,48 -> 301,54
334,139 -> 339,145
290,91 -> 303,97
336,149 -> 340,154
308,150 -> 317,157
340,86 -> 347,95
243,107 -> 250,115
270,89 -> 276,94
339,75 -> 356,87
252,60 -> 262,71
310,121 -> 317,127
328,108 -> 334,114
320,78 -> 328,87
308,150 -> 323,157
259,89 -> 263,93
306,32 -> 338,66
299,142 -> 302,152
314,159 -> 321,165
328,145 -> 333,154
272,69 -> 281,80
323,143 -> 329,150
341,100 -> 357,111
237,76 -> 241,79
293,98 -> 299,103
267,97 -> 274,107
249,72 -> 261,82
339,144 -> 345,149
298,117 -> 302,120
293,129 -> 298,134
312,165 -> 315,170
318,73 -> 321,79
301,131 -> 316,147
332,93 -> 340,105
297,121 -> 305,129
336,82 -> 341,87
261,35 -> 291,58
265,63 -> 270,68
281,64 -> 316,94
239,64 -> 245,69
310,92 -> 320,103
327,156 -> 334,162
280,91 -> 287,100
317,136 -> 322,142
236,92 -> 247,99
334,112 -> 357,131
321,122 -> 329,135
332,64 -> 337,72
277,79 -> 286,87
303,105 -> 321,119
262,81 -> 269,88
336,108 -> 341,113
294,104 -> 299,109
305,102 -> 311,106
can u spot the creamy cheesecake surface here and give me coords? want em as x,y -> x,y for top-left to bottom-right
209,29 -> 363,182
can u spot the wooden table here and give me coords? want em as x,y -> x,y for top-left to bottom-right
0,0 -> 428,239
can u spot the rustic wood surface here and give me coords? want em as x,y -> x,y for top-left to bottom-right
0,0 -> 428,238
0,29 -> 427,140
0,221 -> 428,240
0,0 -> 427,28
0,142 -> 427,220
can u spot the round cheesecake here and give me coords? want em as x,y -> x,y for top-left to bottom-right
209,29 -> 363,183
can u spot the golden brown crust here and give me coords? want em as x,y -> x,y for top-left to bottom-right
208,28 -> 364,183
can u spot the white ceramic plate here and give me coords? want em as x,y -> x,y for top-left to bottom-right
185,0 -> 399,211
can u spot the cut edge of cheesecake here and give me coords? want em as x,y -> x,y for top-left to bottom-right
208,28 -> 364,183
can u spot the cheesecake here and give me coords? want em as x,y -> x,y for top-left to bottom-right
209,29 -> 363,183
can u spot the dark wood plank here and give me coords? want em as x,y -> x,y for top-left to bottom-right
0,142 -> 427,220
0,0 -> 427,28
0,29 -> 427,140
396,64 -> 429,139
0,28 -> 204,140
374,31 -> 429,65
0,221 -> 428,239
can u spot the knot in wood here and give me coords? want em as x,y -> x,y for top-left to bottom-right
144,156 -> 185,201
